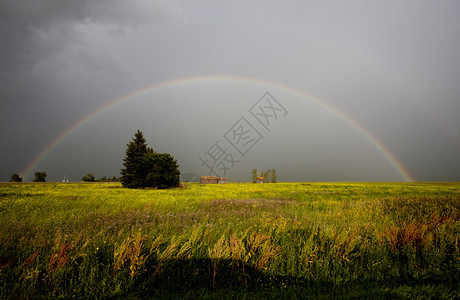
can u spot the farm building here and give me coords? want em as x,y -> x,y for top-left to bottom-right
200,176 -> 227,184
256,176 -> 266,183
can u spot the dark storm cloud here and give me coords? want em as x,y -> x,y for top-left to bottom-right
0,0 -> 183,77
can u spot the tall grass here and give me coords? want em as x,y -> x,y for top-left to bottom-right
0,182 -> 459,298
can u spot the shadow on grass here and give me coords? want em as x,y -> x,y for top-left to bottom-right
126,258 -> 460,299
1,255 -> 459,299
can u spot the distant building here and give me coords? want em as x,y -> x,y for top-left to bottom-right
256,176 -> 266,183
200,176 -> 227,184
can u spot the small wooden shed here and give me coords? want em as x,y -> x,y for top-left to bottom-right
201,176 -> 218,184
200,176 -> 227,184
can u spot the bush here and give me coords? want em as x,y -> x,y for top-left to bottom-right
81,173 -> 95,182
144,153 -> 180,189
32,172 -> 47,182
9,173 -> 22,182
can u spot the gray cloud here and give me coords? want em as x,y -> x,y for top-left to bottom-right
0,0 -> 184,76
74,49 -> 128,77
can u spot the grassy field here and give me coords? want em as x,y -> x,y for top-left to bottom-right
0,182 -> 459,299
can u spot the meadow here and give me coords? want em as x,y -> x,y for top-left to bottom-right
0,182 -> 459,299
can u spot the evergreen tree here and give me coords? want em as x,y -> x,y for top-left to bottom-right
121,130 -> 149,188
9,173 -> 22,182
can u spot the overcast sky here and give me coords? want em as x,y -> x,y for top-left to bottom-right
1,0 -> 459,182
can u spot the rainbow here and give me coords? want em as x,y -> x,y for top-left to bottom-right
22,75 -> 415,182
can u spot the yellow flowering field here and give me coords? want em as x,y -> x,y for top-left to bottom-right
0,182 -> 459,298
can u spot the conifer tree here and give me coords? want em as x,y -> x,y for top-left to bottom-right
121,130 -> 149,188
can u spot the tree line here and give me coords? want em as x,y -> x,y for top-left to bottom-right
252,169 -> 277,183
81,174 -> 120,182
8,130 -> 180,188
9,172 -> 119,183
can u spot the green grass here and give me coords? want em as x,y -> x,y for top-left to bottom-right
0,182 -> 459,299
